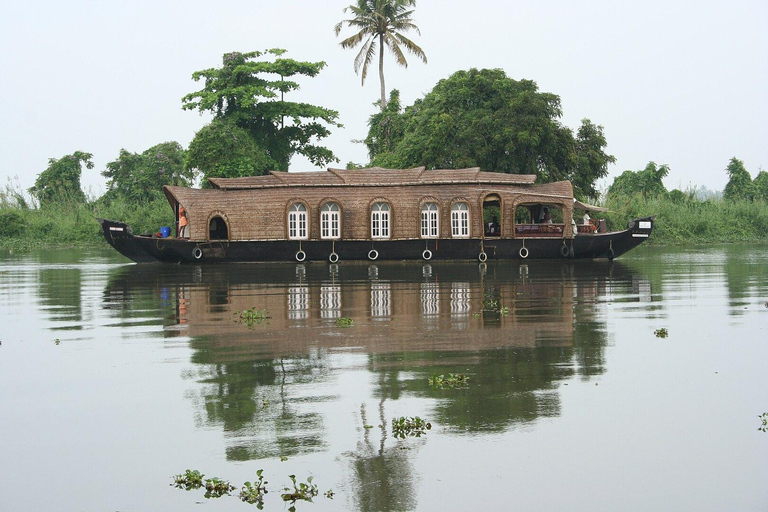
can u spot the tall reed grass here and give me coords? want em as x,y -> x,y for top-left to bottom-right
605,194 -> 768,244
0,183 -> 174,250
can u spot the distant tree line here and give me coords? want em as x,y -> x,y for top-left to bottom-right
606,157 -> 768,205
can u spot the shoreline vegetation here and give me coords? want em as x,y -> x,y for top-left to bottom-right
2,186 -> 767,252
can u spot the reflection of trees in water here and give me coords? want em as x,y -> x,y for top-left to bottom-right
186,343 -> 332,461
369,347 -> 570,432
37,268 -> 83,326
346,399 -> 417,512
724,244 -> 768,315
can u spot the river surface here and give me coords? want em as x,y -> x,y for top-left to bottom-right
0,244 -> 766,512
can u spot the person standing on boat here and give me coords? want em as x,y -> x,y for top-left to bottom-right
178,205 -> 188,238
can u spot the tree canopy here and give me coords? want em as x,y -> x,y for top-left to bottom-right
753,170 -> 768,202
364,69 -> 614,200
335,0 -> 427,111
607,161 -> 669,200
182,49 -> 341,180
102,141 -> 190,202
29,151 -> 93,206
723,157 -> 755,202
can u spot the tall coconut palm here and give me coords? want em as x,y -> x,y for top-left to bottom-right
335,0 -> 427,111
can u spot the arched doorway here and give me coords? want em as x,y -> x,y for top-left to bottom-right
209,215 -> 229,240
483,194 -> 501,237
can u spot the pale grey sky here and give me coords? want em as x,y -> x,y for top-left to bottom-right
1,0 -> 765,197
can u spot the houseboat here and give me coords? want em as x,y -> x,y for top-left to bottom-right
98,166 -> 654,264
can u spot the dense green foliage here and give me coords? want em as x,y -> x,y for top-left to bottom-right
335,0 -> 426,111
723,157 -> 756,202
29,151 -> 93,206
605,193 -> 768,244
364,70 -> 614,201
603,158 -> 768,244
102,141 -> 191,202
0,191 -> 173,251
754,171 -> 768,202
183,49 -> 341,180
607,161 -> 670,200
187,121 -> 276,182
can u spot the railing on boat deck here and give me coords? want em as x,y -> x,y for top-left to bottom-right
515,224 -> 565,237
576,223 -> 598,234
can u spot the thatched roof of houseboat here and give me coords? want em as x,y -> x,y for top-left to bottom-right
206,167 -> 537,190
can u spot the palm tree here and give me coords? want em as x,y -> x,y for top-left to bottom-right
334,0 -> 427,111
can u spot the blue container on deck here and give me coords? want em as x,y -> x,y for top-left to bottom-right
160,226 -> 171,238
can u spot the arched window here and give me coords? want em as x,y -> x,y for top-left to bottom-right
451,202 -> 470,238
288,203 -> 308,240
209,215 -> 229,240
320,202 -> 340,239
421,202 -> 439,238
371,202 -> 390,239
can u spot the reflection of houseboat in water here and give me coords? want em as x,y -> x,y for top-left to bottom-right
101,261 -> 654,459
104,261 -> 650,356
99,167 -> 654,263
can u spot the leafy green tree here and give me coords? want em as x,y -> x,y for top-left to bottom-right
364,68 -> 613,197
363,89 -> 406,159
182,50 -> 340,179
723,157 -> 755,202
335,0 -> 427,111
102,141 -> 190,202
607,161 -> 669,199
186,120 -> 277,182
29,151 -> 93,206
753,169 -> 768,202
573,119 -> 616,200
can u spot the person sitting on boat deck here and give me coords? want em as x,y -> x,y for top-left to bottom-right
583,211 -> 591,225
178,205 -> 188,238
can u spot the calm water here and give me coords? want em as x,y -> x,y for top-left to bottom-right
0,245 -> 766,512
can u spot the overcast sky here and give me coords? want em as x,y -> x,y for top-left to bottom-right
1,0 -> 765,197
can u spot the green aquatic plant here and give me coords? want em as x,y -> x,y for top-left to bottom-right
482,296 -> 509,316
392,416 -> 432,439
281,474 -> 318,509
234,307 -> 270,328
335,317 -> 354,327
429,373 -> 470,389
325,489 -> 335,499
654,328 -> 669,338
239,469 -> 268,507
172,469 -> 204,490
759,412 -> 768,433
204,477 -> 235,498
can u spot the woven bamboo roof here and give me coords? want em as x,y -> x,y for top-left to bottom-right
207,167 -> 537,190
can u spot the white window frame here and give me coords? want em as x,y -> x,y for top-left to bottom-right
451,202 -> 470,238
288,203 -> 308,240
320,202 -> 340,239
371,202 -> 390,239
421,202 -> 439,238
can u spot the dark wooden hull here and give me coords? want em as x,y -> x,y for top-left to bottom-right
98,217 -> 654,264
